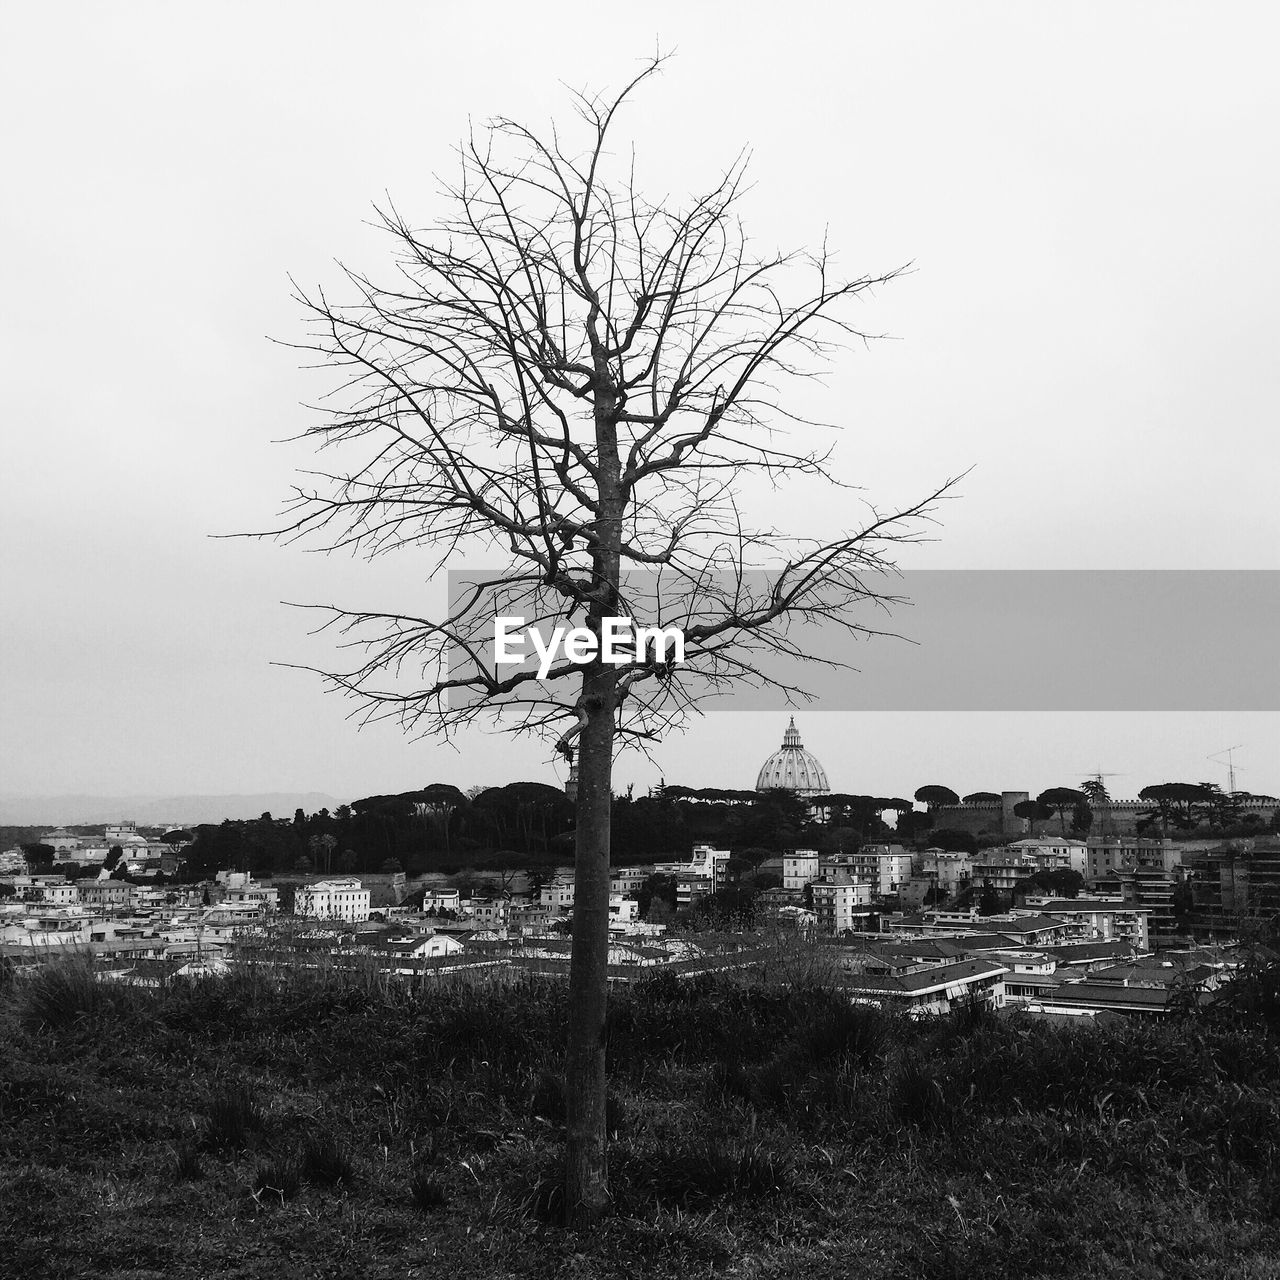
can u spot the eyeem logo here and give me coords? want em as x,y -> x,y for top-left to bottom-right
494,617 -> 686,680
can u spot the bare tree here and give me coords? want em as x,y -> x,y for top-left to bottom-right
264,58 -> 957,1226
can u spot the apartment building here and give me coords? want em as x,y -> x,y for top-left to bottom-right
782,850 -> 820,891
810,878 -> 872,933
294,877 -> 371,923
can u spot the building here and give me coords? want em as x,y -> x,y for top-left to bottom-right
755,718 -> 830,797
422,888 -> 462,914
609,895 -> 640,927
1184,844 -> 1280,934
1017,897 -> 1150,952
1087,836 -> 1177,879
38,830 -> 82,855
810,879 -> 872,933
655,845 -> 730,908
540,874 -> 575,912
858,845 -> 915,896
609,866 -> 650,897
971,853 -> 1037,896
1002,836 -> 1089,876
216,871 -> 279,913
294,878 -> 371,923
838,958 -> 1007,1016
469,898 -> 509,929
916,850 -> 973,900
783,851 -> 820,891
77,881 -> 133,908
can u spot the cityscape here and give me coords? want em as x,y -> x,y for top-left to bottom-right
5,718 -> 1278,1018
4,5 -> 1280,1278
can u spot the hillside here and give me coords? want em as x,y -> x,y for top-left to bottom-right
4,962 -> 1280,1279
0,793 -> 347,826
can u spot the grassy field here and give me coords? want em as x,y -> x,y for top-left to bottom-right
3,958 -> 1280,1280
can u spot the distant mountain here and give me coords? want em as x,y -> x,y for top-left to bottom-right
0,793 -> 348,826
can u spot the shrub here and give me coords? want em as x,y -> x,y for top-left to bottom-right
253,1154 -> 301,1203
198,1086 -> 265,1152
630,1137 -> 790,1208
16,959 -> 108,1031
299,1129 -> 353,1186
409,1169 -> 449,1211
170,1140 -> 203,1182
795,1004 -> 889,1068
890,1054 -> 953,1130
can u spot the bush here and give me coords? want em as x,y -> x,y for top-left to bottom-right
16,959 -> 110,1031
409,1169 -> 449,1211
252,1154 -> 301,1203
628,1137 -> 790,1208
198,1086 -> 265,1152
170,1140 -> 203,1182
795,1004 -> 889,1068
299,1129 -> 353,1186
890,1054 -> 953,1130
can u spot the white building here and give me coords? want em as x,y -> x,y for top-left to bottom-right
216,872 -> 279,913
1002,837 -> 1089,876
104,822 -> 148,848
783,850 -> 820,891
294,877 -> 371,923
609,895 -> 639,927
422,888 -> 462,914
654,845 -> 730,885
810,879 -> 872,933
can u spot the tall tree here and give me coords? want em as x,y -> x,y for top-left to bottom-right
263,60 -> 953,1224
1036,787 -> 1087,837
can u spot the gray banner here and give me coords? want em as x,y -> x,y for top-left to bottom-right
446,570 -> 1279,711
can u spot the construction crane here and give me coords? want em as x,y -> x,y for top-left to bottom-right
1208,745 -> 1245,794
1080,770 -> 1126,790
1075,771 -> 1126,838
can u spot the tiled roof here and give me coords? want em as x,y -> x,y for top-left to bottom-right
838,958 -> 1007,996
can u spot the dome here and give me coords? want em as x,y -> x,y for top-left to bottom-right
755,717 -> 830,797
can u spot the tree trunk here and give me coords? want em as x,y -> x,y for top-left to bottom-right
564,666 -> 616,1227
563,330 -> 623,1228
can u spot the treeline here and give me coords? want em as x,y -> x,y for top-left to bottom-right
178,784 -> 914,880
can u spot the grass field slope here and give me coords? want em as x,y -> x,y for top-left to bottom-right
3,958 -> 1280,1279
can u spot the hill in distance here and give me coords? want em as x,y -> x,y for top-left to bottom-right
0,793 -> 347,827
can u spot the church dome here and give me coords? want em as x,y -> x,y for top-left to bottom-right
755,717 -> 830,797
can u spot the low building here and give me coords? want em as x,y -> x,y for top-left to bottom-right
609,895 -> 639,927
294,877 -> 371,923
422,888 -> 462,914
839,958 -> 1008,1016
1001,836 -> 1089,876
77,880 -> 131,911
609,866 -> 651,897
1016,897 -> 1150,952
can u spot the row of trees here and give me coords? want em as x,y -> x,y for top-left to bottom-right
915,781 -> 1280,838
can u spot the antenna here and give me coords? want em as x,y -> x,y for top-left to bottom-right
1208,745 -> 1245,794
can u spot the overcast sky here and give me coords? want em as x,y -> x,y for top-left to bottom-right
2,3 -> 1277,810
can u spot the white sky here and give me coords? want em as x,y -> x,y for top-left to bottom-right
2,2 -> 1277,807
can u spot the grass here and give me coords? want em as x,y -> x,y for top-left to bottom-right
3,957 -> 1280,1278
